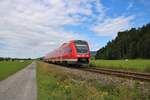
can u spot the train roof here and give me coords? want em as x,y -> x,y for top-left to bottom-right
69,40 -> 87,43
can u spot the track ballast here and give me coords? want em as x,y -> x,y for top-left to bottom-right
78,66 -> 150,82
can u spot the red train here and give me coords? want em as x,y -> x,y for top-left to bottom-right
44,40 -> 90,64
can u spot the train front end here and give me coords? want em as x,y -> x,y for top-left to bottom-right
73,40 -> 90,64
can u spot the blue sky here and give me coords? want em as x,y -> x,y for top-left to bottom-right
0,0 -> 150,58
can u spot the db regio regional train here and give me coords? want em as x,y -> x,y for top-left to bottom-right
44,40 -> 90,65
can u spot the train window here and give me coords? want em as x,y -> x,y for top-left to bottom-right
65,48 -> 71,53
74,40 -> 89,54
75,45 -> 88,54
68,48 -> 72,53
74,40 -> 87,45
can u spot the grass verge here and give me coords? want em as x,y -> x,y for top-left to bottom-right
37,62 -> 149,100
0,60 -> 32,80
90,60 -> 150,73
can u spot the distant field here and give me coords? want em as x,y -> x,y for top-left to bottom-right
0,60 -> 32,80
90,60 -> 150,72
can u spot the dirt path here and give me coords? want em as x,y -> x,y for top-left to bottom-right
0,62 -> 37,100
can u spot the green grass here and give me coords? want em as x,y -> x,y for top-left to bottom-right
0,60 -> 32,80
37,62 -> 149,100
90,59 -> 150,72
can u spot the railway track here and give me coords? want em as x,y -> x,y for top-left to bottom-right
46,62 -> 150,82
78,67 -> 150,82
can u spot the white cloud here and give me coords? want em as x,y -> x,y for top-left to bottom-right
0,0 -> 104,58
91,16 -> 135,37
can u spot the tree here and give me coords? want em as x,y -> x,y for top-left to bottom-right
95,23 -> 150,59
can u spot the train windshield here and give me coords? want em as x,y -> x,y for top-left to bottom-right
74,40 -> 89,54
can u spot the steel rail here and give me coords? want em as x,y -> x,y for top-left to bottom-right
78,67 -> 150,81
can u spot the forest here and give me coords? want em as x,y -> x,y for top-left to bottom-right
95,23 -> 150,59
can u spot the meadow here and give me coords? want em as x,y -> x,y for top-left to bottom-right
36,62 -> 149,100
90,59 -> 150,73
0,60 -> 32,80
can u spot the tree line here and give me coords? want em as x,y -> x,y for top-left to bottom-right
0,57 -> 32,61
95,23 -> 150,59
